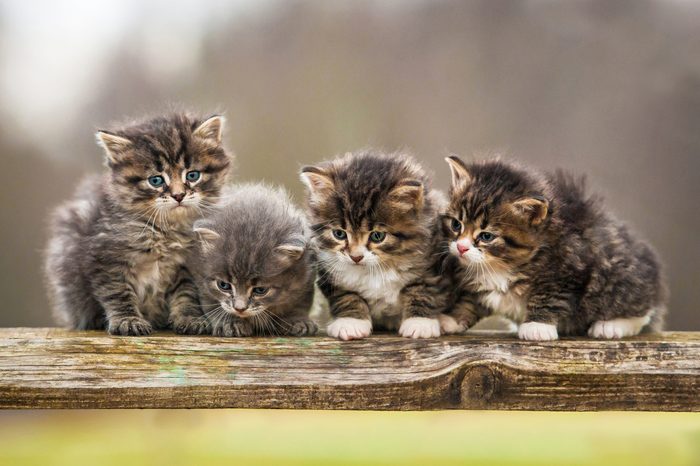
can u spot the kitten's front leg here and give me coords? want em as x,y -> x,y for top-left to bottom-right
518,289 -> 571,341
398,277 -> 448,339
212,313 -> 254,337
284,315 -> 319,337
167,267 -> 210,335
93,271 -> 152,336
439,291 -> 481,335
325,290 -> 372,341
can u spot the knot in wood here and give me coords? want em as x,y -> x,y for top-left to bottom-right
460,365 -> 497,407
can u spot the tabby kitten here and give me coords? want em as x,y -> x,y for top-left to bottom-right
190,184 -> 317,337
439,156 -> 666,340
301,150 -> 451,340
45,113 -> 231,335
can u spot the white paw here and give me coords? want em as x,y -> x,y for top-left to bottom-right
326,318 -> 372,341
588,315 -> 650,339
399,317 -> 441,339
518,322 -> 559,341
437,314 -> 467,334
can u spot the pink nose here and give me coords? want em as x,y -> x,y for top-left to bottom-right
456,242 -> 470,255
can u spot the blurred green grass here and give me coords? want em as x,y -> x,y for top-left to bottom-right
0,410 -> 698,465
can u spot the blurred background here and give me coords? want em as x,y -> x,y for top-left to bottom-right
1,0 -> 699,330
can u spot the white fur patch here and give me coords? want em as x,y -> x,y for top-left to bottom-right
588,313 -> 651,339
438,314 -> 467,334
399,317 -> 441,339
326,317 -> 372,341
479,289 -> 527,323
518,322 -> 559,341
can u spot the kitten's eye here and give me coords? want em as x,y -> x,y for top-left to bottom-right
217,280 -> 232,292
252,287 -> 269,296
477,231 -> 496,242
369,231 -> 386,243
450,218 -> 462,233
148,175 -> 165,187
332,229 -> 347,240
186,170 -> 201,182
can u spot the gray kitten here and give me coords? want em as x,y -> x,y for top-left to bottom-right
44,113 -> 232,335
189,184 -> 318,337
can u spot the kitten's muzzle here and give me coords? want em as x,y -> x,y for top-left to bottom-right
350,255 -> 364,264
456,239 -> 471,256
171,192 -> 185,203
233,297 -> 248,312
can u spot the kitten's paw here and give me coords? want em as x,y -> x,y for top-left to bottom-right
326,318 -> 372,341
399,317 -> 441,339
518,322 -> 558,341
588,315 -> 651,339
213,318 -> 253,337
172,318 -> 211,335
108,316 -> 153,336
288,319 -> 318,337
438,314 -> 468,334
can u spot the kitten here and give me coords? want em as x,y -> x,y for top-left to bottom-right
438,156 -> 667,340
45,113 -> 232,335
300,150 -> 452,340
190,184 -> 318,337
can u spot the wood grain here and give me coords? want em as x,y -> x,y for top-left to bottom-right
0,328 -> 698,410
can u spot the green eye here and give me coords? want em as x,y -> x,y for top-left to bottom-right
477,231 -> 496,242
148,175 -> 165,187
450,218 -> 462,233
252,287 -> 269,296
332,229 -> 347,240
186,170 -> 201,182
217,280 -> 232,292
369,231 -> 386,243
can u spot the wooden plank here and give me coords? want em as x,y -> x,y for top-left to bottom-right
0,328 -> 698,411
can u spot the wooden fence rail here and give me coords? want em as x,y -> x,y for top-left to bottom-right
0,328 -> 698,410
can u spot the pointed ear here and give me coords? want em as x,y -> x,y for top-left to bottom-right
193,115 -> 224,144
511,196 -> 549,225
388,179 -> 424,213
194,226 -> 221,253
96,131 -> 132,164
271,242 -> 306,272
299,166 -> 334,198
445,155 -> 471,187
274,244 -> 305,261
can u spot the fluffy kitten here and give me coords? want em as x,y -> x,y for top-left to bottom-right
301,150 -> 451,340
438,156 -> 666,340
190,184 -> 318,337
45,113 -> 231,335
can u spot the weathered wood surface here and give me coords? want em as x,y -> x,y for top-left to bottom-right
0,328 -> 698,411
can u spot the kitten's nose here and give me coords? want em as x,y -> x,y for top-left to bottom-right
233,299 -> 248,313
171,193 -> 185,203
350,255 -> 364,263
456,241 -> 470,255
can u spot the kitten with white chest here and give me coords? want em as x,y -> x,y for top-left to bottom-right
301,150 -> 456,340
189,184 -> 318,337
438,156 -> 667,340
45,113 -> 232,335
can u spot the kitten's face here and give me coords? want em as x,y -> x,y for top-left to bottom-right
300,152 -> 429,274
97,114 -> 230,224
195,225 -> 307,319
443,156 -> 549,274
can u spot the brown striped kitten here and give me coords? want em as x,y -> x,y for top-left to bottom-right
300,150 -> 451,340
189,184 -> 317,337
439,156 -> 666,340
45,113 -> 232,335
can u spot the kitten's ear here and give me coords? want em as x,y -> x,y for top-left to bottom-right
96,131 -> 132,164
193,115 -> 224,144
194,226 -> 221,253
300,166 -> 334,197
445,155 -> 471,187
511,196 -> 549,226
274,244 -> 305,261
388,180 -> 424,213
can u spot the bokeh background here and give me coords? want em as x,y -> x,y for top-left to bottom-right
1,0 -> 699,329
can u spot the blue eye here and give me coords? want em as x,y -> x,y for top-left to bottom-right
450,218 -> 462,233
186,171 -> 201,182
478,232 -> 496,242
217,280 -> 232,292
332,229 -> 347,240
148,175 -> 165,187
369,231 -> 386,243
252,287 -> 269,296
